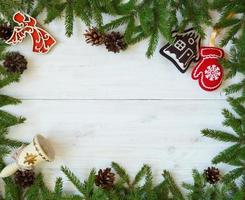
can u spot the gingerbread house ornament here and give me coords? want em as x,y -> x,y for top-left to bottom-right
160,28 -> 201,73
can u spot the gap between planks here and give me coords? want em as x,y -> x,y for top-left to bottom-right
19,98 -> 226,101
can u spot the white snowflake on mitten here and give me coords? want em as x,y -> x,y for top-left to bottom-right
192,47 -> 224,91
205,65 -> 221,81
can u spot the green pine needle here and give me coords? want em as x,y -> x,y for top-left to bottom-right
146,30 -> 159,58
202,129 -> 239,143
65,1 -> 74,37
54,177 -> 63,198
132,164 -> 148,186
112,162 -> 130,185
212,144 -> 241,164
0,110 -> 25,129
163,170 -> 185,200
61,166 -> 86,195
0,95 -> 21,108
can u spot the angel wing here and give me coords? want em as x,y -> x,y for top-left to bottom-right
33,28 -> 56,53
6,27 -> 26,45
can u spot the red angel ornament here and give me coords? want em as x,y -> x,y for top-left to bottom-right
191,47 -> 224,91
6,12 -> 56,54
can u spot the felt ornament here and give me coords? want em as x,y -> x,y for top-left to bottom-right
191,14 -> 235,92
191,47 -> 224,91
6,11 -> 56,54
160,28 -> 201,73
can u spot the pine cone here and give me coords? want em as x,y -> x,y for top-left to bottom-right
104,31 -> 127,53
14,169 -> 35,188
0,23 -> 13,41
3,52 -> 27,74
95,168 -> 115,190
204,167 -> 220,184
84,27 -> 104,46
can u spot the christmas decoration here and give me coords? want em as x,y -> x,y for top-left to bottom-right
0,23 -> 13,41
104,32 -> 127,53
14,169 -> 35,188
204,167 -> 220,184
160,28 -> 201,73
84,27 -> 104,46
0,0 -> 244,199
192,47 -> 224,91
6,11 -> 56,54
3,52 -> 27,74
95,168 -> 115,189
0,135 -> 55,178
24,153 -> 38,166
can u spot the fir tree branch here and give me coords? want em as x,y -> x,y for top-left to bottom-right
223,168 -> 245,184
0,110 -> 25,129
45,3 -> 66,24
61,166 -> 85,195
83,169 -> 96,198
212,144 -> 241,164
74,0 -> 91,26
0,95 -> 21,108
3,177 -> 21,200
90,0 -> 103,28
143,166 -> 154,200
202,129 -> 240,142
111,162 -> 130,186
65,1 -> 74,37
228,97 -> 245,117
0,137 -> 24,148
225,79 -> 245,95
0,67 -> 21,89
132,164 -> 148,186
0,0 -> 22,19
222,109 -> 242,136
53,177 -> 63,199
24,174 -> 42,200
103,15 -> 131,31
146,30 -> 159,58
163,170 -> 185,200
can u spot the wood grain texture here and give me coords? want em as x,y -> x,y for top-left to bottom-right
1,19 -> 235,193
4,100 -> 231,191
2,20 -> 238,100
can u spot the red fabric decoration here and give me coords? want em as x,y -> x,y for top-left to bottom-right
6,12 -> 56,54
192,47 -> 224,91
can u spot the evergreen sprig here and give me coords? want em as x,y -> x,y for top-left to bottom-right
202,97 -> 245,183
61,163 -> 175,199
0,0 -> 244,199
0,14 -> 26,200
182,170 -> 245,199
26,0 -> 211,57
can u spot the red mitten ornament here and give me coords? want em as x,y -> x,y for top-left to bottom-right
191,47 -> 224,91
6,12 -> 56,54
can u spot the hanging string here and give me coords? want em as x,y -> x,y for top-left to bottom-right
209,13 -> 235,47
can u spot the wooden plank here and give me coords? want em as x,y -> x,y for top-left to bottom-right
4,99 -> 231,191
2,20 -> 237,100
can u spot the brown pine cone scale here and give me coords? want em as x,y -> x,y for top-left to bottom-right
204,167 -> 220,184
95,168 -> 115,190
3,52 -> 27,74
104,31 -> 127,53
14,169 -> 35,188
84,27 -> 104,46
0,23 -> 13,41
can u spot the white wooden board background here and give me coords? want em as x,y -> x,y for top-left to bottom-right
1,19 -> 238,193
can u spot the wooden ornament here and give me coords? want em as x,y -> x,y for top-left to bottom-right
0,135 -> 54,178
6,11 -> 56,54
160,28 -> 201,73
